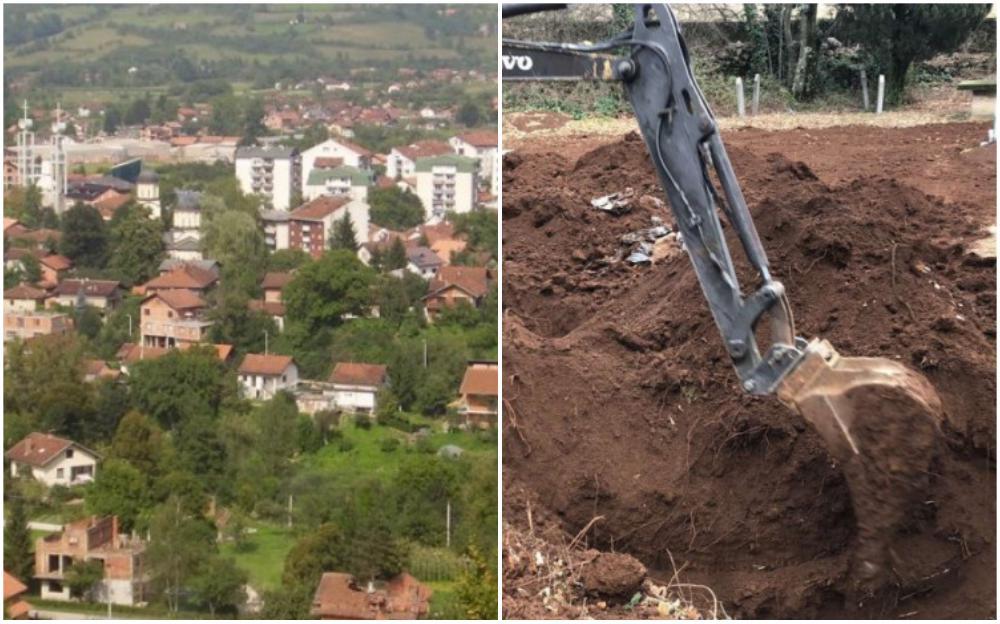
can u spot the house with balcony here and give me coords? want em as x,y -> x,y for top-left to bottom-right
303,165 -> 371,201
450,130 -> 499,195
34,516 -> 148,606
140,263 -> 218,297
235,146 -> 301,211
139,289 -> 212,349
5,432 -> 99,487
414,155 -> 479,221
456,360 -> 498,428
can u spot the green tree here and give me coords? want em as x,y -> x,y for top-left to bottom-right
20,253 -> 42,284
4,494 -> 33,581
208,290 -> 277,355
60,202 -> 109,268
455,100 -> 482,127
384,237 -> 408,271
202,210 -> 267,297
74,305 -> 103,340
268,248 -> 311,272
330,211 -> 358,252
85,459 -> 149,532
109,411 -> 166,479
283,250 -> 376,333
241,97 -> 267,144
146,497 -> 217,613
65,559 -> 105,600
834,4 -> 991,103
108,203 -> 165,286
255,392 -> 300,478
124,96 -> 152,126
455,545 -> 497,619
189,556 -> 248,617
128,347 -> 230,429
369,187 -> 425,230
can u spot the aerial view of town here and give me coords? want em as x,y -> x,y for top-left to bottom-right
2,4 -> 498,619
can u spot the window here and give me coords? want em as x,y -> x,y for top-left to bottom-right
48,555 -> 60,573
49,581 -> 63,593
56,468 -> 64,479
144,309 -> 150,316
167,311 -> 174,318
66,449 -> 74,458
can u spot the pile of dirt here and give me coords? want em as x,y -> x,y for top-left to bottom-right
502,128 -> 996,618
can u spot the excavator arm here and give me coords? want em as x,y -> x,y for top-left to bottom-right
502,3 -> 944,586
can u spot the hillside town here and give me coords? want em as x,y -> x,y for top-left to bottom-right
4,4 -> 497,620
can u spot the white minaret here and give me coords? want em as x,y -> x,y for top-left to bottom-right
136,167 -> 161,220
50,102 -> 69,215
16,100 -> 36,189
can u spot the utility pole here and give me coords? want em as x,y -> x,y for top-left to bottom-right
264,330 -> 269,355
287,493 -> 293,529
735,77 -> 746,117
422,339 -> 427,368
126,314 -> 132,338
446,499 -> 451,548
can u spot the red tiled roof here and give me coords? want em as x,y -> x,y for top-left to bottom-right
290,196 -> 350,221
429,266 -> 491,299
178,342 -> 234,361
4,571 -> 27,600
7,599 -> 30,619
144,264 -> 217,290
313,157 -> 344,169
455,130 -> 497,148
4,432 -> 88,467
261,272 -> 293,290
144,289 -> 206,311
238,353 -> 294,376
54,279 -> 122,298
310,572 -> 430,620
40,254 -> 72,271
3,217 -> 19,233
93,191 -> 132,220
459,364 -> 498,397
116,343 -> 170,364
4,284 -> 48,301
328,362 -> 387,387
334,138 -> 373,157
396,140 -> 453,161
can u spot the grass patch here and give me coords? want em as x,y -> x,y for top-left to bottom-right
426,580 -> 462,619
29,596 -> 211,619
219,521 -> 296,592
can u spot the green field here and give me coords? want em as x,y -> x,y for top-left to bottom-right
219,520 -> 296,592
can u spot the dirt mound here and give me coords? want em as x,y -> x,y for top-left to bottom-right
502,131 -> 996,618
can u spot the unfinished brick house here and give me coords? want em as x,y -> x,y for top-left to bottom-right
34,516 -> 148,606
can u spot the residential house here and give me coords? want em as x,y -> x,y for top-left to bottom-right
423,266 -> 492,321
457,361 -> 498,428
301,139 -> 373,194
289,196 -> 371,259
238,353 -> 299,400
5,432 -> 99,486
34,516 -> 148,606
450,130 -> 499,195
418,221 -> 467,263
4,571 -> 32,620
3,311 -> 72,342
303,165 -> 371,202
83,359 -> 122,382
115,342 -> 231,374
249,272 -> 292,331
3,284 -> 48,312
310,572 -> 431,620
38,254 -> 72,287
328,362 -> 387,414
48,279 -> 123,313
139,290 -> 212,348
406,246 -> 444,279
415,155 -> 479,220
260,208 -> 291,252
386,140 -> 453,180
141,263 -> 217,296
235,146 -> 301,211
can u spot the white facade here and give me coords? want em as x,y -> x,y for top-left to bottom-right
301,139 -> 371,195
330,385 -> 379,413
450,136 -> 498,195
261,213 -> 290,252
416,165 -> 477,221
10,446 -> 98,487
386,149 -> 417,180
303,176 -> 369,202
239,365 -> 299,401
235,147 -> 301,212
136,180 -> 161,220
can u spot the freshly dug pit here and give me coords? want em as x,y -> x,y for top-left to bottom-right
503,125 -> 996,619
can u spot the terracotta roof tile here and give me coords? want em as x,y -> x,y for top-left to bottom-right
429,266 -> 491,299
143,264 -> 217,290
290,196 -> 351,221
5,432 -> 79,467
261,272 -> 294,290
239,353 -> 295,376
54,279 -> 122,298
329,362 -> 387,387
116,343 -> 169,363
459,364 -> 498,397
4,571 -> 27,600
40,254 -> 72,271
310,572 -> 430,620
4,284 -> 48,301
248,299 -> 286,317
455,130 -> 497,148
396,140 -> 453,161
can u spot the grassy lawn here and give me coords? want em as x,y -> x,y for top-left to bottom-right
298,421 -> 494,484
427,580 -> 462,619
219,521 -> 296,593
30,596 -> 212,619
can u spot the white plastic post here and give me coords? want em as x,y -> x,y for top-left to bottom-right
736,77 -> 746,117
876,74 -> 885,114
752,73 -> 761,116
860,68 -> 870,111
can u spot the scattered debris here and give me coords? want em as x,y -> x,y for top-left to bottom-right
591,188 -> 636,215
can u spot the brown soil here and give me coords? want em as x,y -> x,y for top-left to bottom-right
502,122 -> 996,619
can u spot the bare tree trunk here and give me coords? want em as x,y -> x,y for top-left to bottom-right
791,4 -> 817,99
781,5 -> 794,85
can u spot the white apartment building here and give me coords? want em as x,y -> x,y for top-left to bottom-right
235,146 -> 301,211
260,209 -> 291,252
136,168 -> 161,220
415,155 -> 479,221
300,138 -> 372,195
386,140 -> 453,180
450,131 -> 498,196
303,165 -> 371,202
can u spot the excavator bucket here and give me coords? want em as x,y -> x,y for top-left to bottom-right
777,339 -> 943,584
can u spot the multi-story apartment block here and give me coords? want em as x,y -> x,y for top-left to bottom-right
235,146 -> 301,211
261,209 -> 291,252
415,155 -> 479,221
34,516 -> 148,606
450,131 -> 498,195
301,139 -> 373,197
386,140 -> 453,180
288,196 -> 371,259
303,165 -> 371,202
